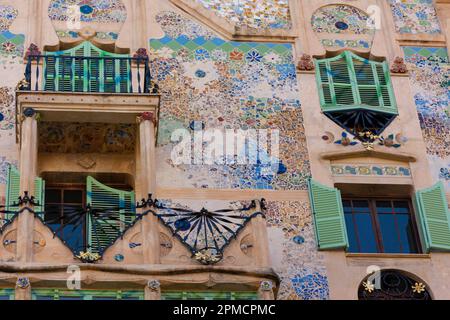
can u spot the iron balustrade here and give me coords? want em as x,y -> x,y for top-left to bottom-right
22,55 -> 153,94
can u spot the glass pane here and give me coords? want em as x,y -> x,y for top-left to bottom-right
352,200 -> 370,213
345,214 -> 359,252
44,205 -> 61,224
378,214 -> 401,253
376,201 -> 392,214
393,201 -> 410,214
64,190 -> 83,204
45,189 -> 61,203
342,200 -> 352,213
60,296 -> 83,300
397,214 -> 418,253
354,213 -> 378,253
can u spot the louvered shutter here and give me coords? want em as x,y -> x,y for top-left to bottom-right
5,165 -> 45,220
415,182 -> 450,252
86,176 -> 135,254
316,60 -> 333,107
34,177 -> 45,218
43,55 -> 57,91
5,165 -> 20,221
308,179 -> 348,250
315,51 -> 398,114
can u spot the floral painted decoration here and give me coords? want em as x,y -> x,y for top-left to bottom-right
379,134 -> 402,148
334,132 -> 358,146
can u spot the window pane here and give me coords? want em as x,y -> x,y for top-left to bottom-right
45,189 -> 61,203
345,214 -> 359,252
393,201 -> 410,214
397,214 -> 418,253
376,201 -> 392,214
354,213 -> 378,253
378,214 -> 401,253
64,190 -> 83,204
44,205 -> 61,224
342,200 -> 352,213
352,200 -> 370,213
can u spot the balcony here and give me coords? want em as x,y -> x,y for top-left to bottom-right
21,54 -> 156,94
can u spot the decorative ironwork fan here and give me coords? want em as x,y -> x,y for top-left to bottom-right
139,196 -> 266,265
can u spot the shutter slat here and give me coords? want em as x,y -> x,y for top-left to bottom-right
308,179 -> 348,250
415,182 -> 450,252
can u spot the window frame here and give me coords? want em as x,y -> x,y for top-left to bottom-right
343,197 -> 422,254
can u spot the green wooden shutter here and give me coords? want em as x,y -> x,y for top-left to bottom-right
351,53 -> 397,114
5,165 -> 20,221
34,177 -> 45,217
315,51 -> 398,115
86,176 -> 135,254
415,182 -> 450,252
308,179 -> 348,250
5,165 -> 45,220
43,42 -> 130,93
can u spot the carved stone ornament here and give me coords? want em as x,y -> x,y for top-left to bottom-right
16,277 -> 30,289
390,56 -> 408,74
297,54 -> 315,71
147,279 -> 161,291
260,280 -> 274,292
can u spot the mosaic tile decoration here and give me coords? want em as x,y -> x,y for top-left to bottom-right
38,122 -> 136,154
311,4 -> 375,35
195,0 -> 291,30
151,11 -> 310,190
48,0 -> 127,23
320,39 -> 370,49
0,5 -> 24,59
0,87 -> 15,137
0,156 -> 18,185
331,164 -> 412,177
389,0 -> 441,34
0,5 -> 18,32
266,201 -> 328,300
403,47 -> 449,189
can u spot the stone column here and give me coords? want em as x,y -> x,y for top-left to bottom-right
258,281 -> 275,300
16,108 -> 39,263
145,280 -> 161,300
137,112 -> 160,264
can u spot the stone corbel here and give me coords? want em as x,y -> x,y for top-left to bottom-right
15,277 -> 31,300
258,280 -> 275,300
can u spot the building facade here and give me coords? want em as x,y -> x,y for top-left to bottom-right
0,0 -> 449,300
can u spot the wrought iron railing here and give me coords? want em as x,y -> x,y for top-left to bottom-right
21,55 -> 154,94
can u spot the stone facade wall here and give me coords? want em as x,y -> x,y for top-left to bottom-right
0,0 -> 448,300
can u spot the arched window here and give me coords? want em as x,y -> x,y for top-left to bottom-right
358,269 -> 432,300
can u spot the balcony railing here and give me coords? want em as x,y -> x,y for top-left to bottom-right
22,55 -> 154,94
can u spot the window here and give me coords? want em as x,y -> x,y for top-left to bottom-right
45,185 -> 85,252
32,289 -> 144,300
315,51 -> 398,136
162,292 -> 258,300
358,269 -> 431,300
343,198 -> 420,254
308,179 -> 450,253
43,175 -> 136,255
